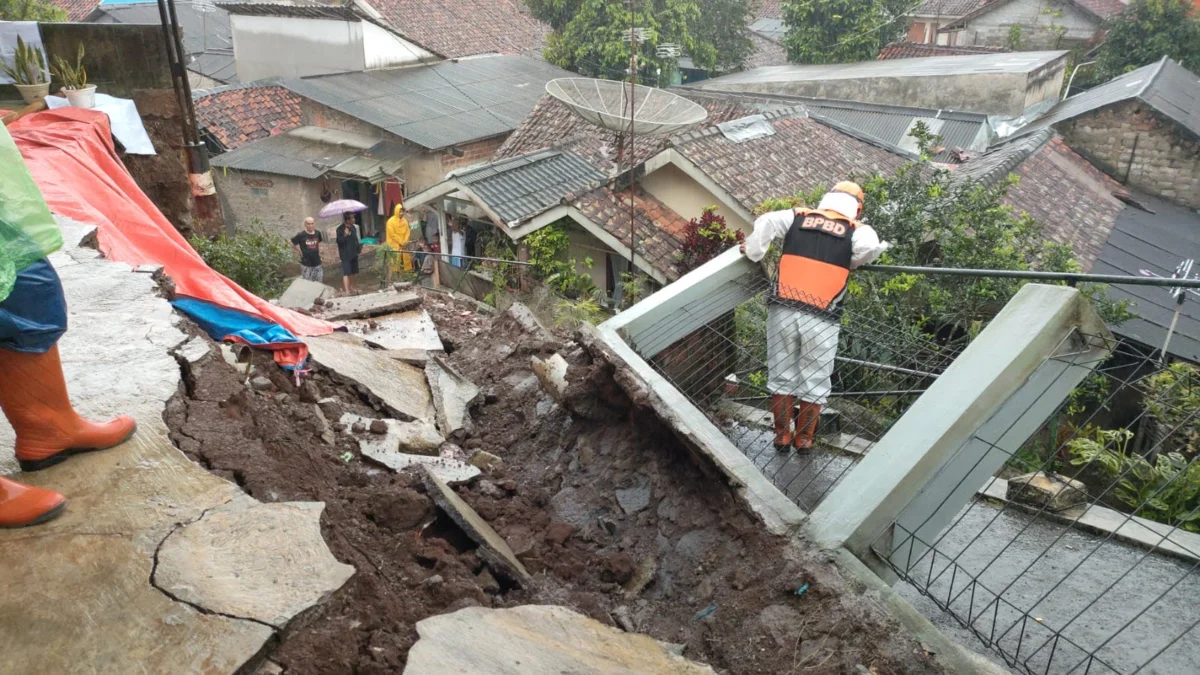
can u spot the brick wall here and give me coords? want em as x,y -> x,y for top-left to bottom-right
1059,100 -> 1200,210
440,136 -> 508,173
214,169 -> 327,241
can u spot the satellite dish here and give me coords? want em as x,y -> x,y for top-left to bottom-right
546,78 -> 708,136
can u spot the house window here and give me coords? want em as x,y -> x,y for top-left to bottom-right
251,187 -> 269,198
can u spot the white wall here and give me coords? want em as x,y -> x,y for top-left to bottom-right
362,22 -> 437,69
639,163 -> 752,234
230,15 -> 366,81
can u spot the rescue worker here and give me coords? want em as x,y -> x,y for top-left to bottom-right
0,124 -> 137,527
740,181 -> 889,451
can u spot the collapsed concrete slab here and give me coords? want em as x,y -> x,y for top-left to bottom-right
426,355 -> 479,436
319,290 -> 422,321
0,233 -> 350,674
341,413 -> 444,455
1007,471 -> 1088,512
154,500 -> 355,628
307,332 -> 435,422
278,278 -> 336,310
347,310 -> 443,352
421,466 -> 530,586
531,353 -> 569,402
404,605 -> 715,674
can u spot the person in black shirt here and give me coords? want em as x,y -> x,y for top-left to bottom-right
336,212 -> 362,294
291,217 -> 324,282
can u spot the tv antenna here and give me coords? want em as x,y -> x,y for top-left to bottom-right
544,2 -> 707,284
1140,258 -> 1196,362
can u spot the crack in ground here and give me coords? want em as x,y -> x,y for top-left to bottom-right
148,504 -> 278,632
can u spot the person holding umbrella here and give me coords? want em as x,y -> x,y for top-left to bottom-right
336,212 -> 362,294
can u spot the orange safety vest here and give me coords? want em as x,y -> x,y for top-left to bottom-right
776,207 -> 857,312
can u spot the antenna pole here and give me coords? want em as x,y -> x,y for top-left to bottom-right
627,0 -> 638,279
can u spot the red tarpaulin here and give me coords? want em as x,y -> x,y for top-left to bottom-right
7,108 -> 334,366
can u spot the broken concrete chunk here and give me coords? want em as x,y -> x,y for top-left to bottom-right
319,290 -> 422,321
174,336 -> 211,365
341,414 -> 445,456
420,466 -> 530,586
616,483 -> 651,515
404,605 -> 715,674
426,355 -> 480,436
278,278 -> 336,310
307,332 -> 435,422
502,302 -> 554,343
153,501 -> 355,629
1007,471 -> 1088,512
347,310 -> 443,352
249,376 -> 273,392
469,450 -> 502,472
531,353 -> 569,402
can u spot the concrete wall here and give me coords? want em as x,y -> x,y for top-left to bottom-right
639,163 -> 751,234
230,15 -> 365,81
361,22 -> 438,69
214,169 -> 326,240
440,136 -> 508,175
405,135 -> 510,194
1059,100 -> 1200,210
566,224 -> 615,292
962,0 -> 1100,48
1023,57 -> 1068,114
37,23 -> 171,97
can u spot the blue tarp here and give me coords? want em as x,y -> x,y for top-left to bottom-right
172,296 -> 307,369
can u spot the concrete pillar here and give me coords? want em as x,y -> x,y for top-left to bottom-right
805,284 -> 1114,575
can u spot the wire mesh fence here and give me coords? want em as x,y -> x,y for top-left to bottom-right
872,332 -> 1200,674
624,264 -> 968,512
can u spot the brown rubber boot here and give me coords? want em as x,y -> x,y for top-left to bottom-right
0,345 -> 137,472
0,475 -> 66,528
771,394 -> 795,451
793,401 -> 821,450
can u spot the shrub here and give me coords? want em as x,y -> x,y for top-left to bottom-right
676,207 -> 744,275
1141,362 -> 1200,456
191,226 -> 292,299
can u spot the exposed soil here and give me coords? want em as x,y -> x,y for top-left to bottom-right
164,290 -> 940,674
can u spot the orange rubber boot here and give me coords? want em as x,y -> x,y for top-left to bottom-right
771,394 -> 795,451
0,476 -> 66,528
0,345 -> 137,472
793,401 -> 821,450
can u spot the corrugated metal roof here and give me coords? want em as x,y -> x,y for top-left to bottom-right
1091,193 -> 1200,362
1015,58 -> 1200,141
455,150 -> 606,224
954,128 -> 1052,187
677,90 -> 990,160
89,1 -> 236,84
209,127 -> 415,180
749,17 -> 785,43
278,55 -> 574,151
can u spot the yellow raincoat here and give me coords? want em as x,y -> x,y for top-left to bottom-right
385,204 -> 413,272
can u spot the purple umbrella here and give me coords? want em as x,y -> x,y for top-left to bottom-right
318,199 -> 369,218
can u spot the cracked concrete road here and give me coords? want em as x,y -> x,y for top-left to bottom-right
0,221 -> 352,674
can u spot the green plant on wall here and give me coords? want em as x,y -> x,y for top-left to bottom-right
190,222 -> 292,299
1006,24 -> 1024,50
1141,362 -> 1200,456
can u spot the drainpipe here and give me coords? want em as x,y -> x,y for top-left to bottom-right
155,0 -> 217,220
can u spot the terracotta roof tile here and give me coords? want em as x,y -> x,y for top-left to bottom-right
45,0 -> 98,21
572,186 -> 686,280
877,42 -> 1008,59
195,85 -> 304,151
365,0 -> 549,58
753,0 -> 783,19
1072,0 -> 1125,19
910,0 -> 990,18
745,32 -> 790,69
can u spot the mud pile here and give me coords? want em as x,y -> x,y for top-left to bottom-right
164,292 -> 938,674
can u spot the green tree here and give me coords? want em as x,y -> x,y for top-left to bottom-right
533,0 -> 753,79
781,0 -> 911,64
190,226 -> 293,299
0,0 -> 67,21
1092,0 -> 1200,82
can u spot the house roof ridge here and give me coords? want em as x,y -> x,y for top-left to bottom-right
1137,56 -> 1171,100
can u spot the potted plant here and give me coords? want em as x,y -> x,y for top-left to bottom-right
1,37 -> 51,105
51,44 -> 95,109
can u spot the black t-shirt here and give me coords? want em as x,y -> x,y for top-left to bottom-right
336,224 -> 361,261
291,229 -> 323,267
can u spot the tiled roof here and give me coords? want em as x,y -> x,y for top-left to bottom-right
670,109 -> 910,213
745,32 -> 790,69
1015,58 -> 1200,142
753,0 -> 783,18
278,55 -> 572,151
571,186 -> 688,281
1072,0 -> 1125,20
878,42 -> 1008,59
910,0 -> 989,18
952,129 -> 1126,269
455,150 -> 606,224
364,0 -> 549,59
195,85 -> 304,151
47,0 -> 98,21
947,0 -> 1123,24
493,94 -> 760,174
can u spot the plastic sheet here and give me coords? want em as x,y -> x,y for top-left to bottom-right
8,108 -> 334,367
